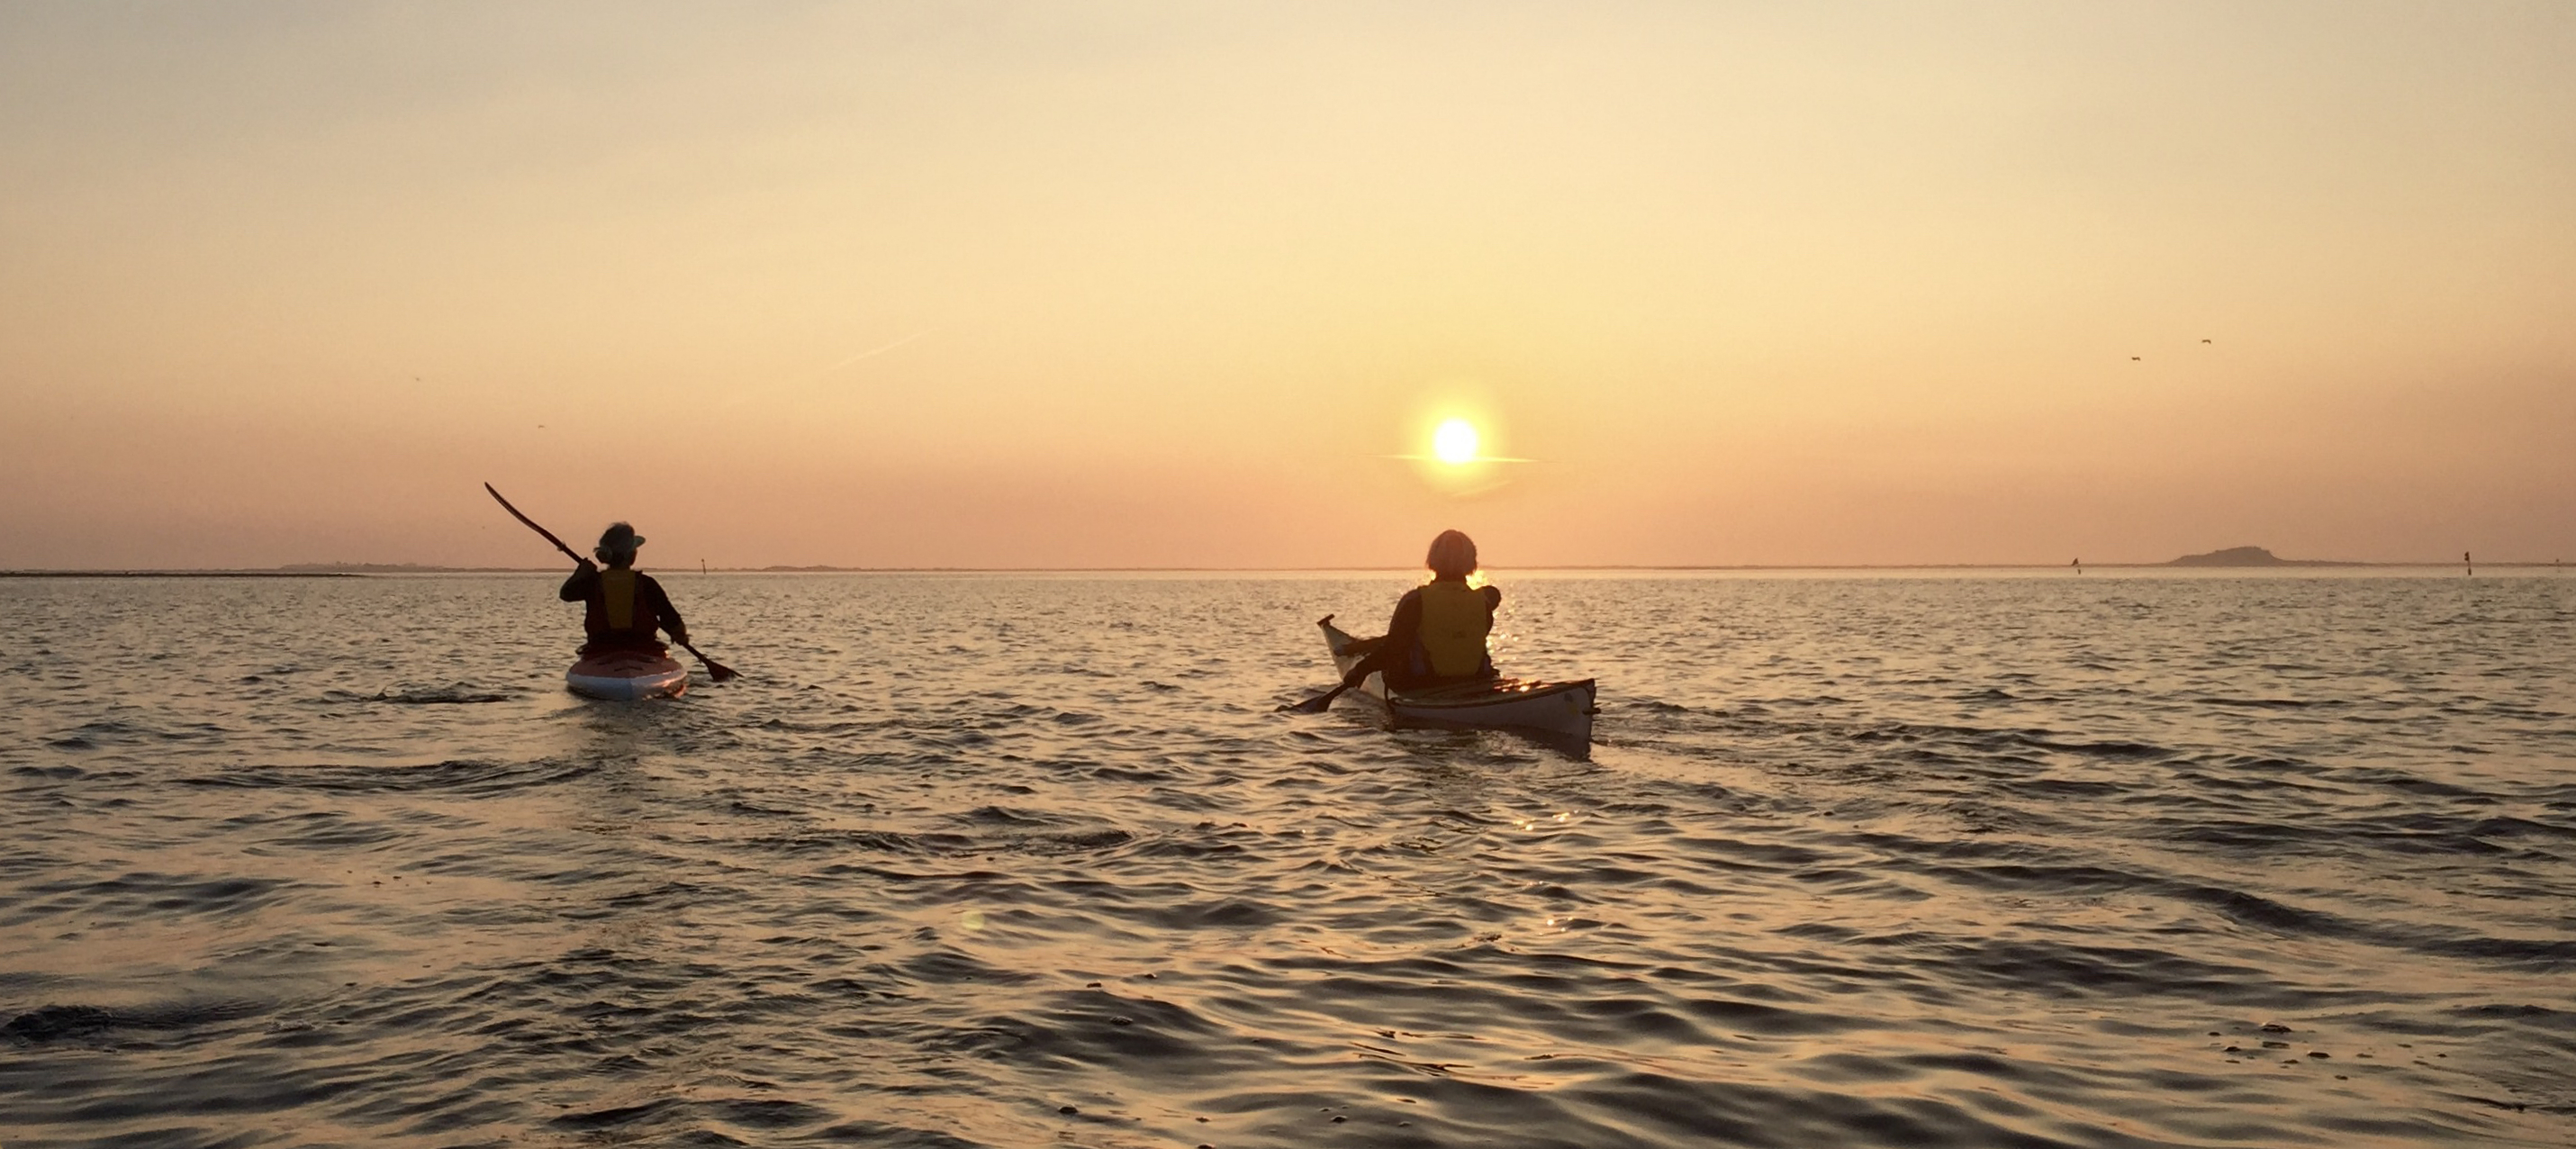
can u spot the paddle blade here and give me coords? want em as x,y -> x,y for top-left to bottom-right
677,641 -> 739,683
1284,689 -> 1338,714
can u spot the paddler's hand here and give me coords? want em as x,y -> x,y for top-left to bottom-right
574,558 -> 598,574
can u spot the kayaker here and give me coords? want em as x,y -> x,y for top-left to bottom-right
559,522 -> 689,656
1333,529 -> 1501,693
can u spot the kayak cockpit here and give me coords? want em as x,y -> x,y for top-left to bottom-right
1315,614 -> 1596,749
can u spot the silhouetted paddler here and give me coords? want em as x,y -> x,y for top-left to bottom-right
1332,529 -> 1501,694
559,522 -> 690,656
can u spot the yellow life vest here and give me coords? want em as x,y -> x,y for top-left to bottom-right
1416,581 -> 1490,677
601,568 -> 640,630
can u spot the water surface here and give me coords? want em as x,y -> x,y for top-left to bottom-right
3,571 -> 2571,1146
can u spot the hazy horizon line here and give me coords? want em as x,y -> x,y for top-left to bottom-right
5,560 -> 2562,578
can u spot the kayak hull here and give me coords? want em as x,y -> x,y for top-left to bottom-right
565,652 -> 689,701
1318,616 -> 1595,746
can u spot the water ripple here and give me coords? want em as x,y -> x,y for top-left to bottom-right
0,571 -> 2570,1146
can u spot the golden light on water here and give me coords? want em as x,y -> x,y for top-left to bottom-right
1433,419 -> 1480,465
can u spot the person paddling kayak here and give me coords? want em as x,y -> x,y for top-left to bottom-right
1292,529 -> 1499,712
484,483 -> 735,692
559,522 -> 689,656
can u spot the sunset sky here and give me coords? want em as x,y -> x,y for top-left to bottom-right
5,2 -> 2571,569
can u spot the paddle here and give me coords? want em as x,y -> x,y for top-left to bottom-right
1281,614 -> 1360,713
1283,681 -> 1351,714
483,483 -> 739,683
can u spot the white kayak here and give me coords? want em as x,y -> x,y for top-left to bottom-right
565,650 -> 689,701
1318,615 -> 1596,746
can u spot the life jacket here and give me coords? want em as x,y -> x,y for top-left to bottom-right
1415,580 -> 1491,677
595,568 -> 650,636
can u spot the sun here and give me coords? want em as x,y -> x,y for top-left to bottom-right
1432,419 -> 1480,465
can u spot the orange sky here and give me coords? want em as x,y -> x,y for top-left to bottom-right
5,3 -> 2572,569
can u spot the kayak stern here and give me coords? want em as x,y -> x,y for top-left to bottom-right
566,651 -> 689,701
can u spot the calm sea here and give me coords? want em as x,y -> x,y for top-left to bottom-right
3,571 -> 2571,1148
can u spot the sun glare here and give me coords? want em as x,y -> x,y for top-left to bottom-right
1433,419 -> 1480,465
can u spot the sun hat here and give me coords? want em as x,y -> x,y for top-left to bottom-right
595,522 -> 646,563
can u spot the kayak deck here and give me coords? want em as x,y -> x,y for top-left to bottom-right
565,651 -> 689,701
1317,615 -> 1595,746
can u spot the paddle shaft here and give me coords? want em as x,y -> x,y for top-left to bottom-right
483,483 -> 738,682
675,639 -> 733,680
484,483 -> 586,565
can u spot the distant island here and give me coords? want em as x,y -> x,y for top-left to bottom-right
2165,546 -> 2354,567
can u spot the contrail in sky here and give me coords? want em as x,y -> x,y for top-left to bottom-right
821,329 -> 934,374
715,329 -> 937,412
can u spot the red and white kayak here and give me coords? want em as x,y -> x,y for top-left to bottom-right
565,650 -> 689,701
1318,616 -> 1595,746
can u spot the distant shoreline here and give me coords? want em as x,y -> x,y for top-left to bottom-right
3,562 -> 2560,578
0,570 -> 376,579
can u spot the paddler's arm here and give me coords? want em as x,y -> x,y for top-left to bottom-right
1340,589 -> 1424,689
558,559 -> 598,602
644,574 -> 689,644
1386,587 -> 1425,652
1481,584 -> 1502,672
